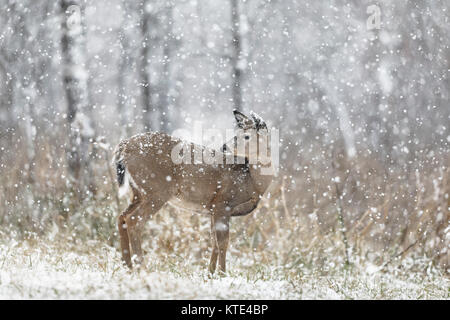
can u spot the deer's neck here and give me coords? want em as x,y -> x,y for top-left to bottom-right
248,162 -> 274,196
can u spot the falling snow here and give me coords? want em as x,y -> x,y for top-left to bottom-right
0,0 -> 448,299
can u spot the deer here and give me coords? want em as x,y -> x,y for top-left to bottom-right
112,110 -> 275,274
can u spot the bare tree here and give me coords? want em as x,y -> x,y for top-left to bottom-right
158,1 -> 175,133
230,0 -> 244,111
139,1 -> 177,133
139,0 -> 156,132
117,27 -> 130,138
60,0 -> 95,195
0,53 -> 15,137
116,1 -> 133,139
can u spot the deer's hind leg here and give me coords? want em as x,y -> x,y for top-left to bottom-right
126,198 -> 166,267
118,192 -> 141,268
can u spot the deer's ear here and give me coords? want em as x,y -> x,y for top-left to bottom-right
250,111 -> 267,130
233,109 -> 252,128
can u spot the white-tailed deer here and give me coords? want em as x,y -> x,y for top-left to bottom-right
113,110 -> 275,274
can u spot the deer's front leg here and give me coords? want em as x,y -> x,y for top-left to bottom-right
209,215 -> 219,274
213,215 -> 230,275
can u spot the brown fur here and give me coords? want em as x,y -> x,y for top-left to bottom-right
113,113 -> 274,273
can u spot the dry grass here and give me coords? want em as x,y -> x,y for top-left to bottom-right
0,237 -> 448,299
0,132 -> 448,299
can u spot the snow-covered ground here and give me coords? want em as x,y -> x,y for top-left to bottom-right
0,240 -> 447,299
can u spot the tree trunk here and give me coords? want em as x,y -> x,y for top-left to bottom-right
230,0 -> 243,111
140,0 -> 155,132
117,28 -> 131,138
60,0 -> 95,197
0,56 -> 15,135
159,2 -> 174,133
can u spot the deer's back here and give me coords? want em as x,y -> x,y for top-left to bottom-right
115,132 -> 258,212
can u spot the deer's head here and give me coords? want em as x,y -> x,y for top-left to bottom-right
221,110 -> 271,168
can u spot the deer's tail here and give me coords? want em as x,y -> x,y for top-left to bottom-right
112,143 -> 130,198
112,143 -> 125,185
116,161 -> 126,186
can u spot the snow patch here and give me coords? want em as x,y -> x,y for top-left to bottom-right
215,222 -> 228,232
